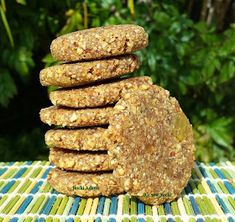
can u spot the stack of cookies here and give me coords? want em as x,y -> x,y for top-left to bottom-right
39,25 -> 195,205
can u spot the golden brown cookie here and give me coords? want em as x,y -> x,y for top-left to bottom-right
50,25 -> 148,61
49,76 -> 152,108
40,106 -> 112,128
45,128 -> 108,151
108,85 -> 195,205
49,148 -> 112,172
48,168 -> 124,196
40,54 -> 139,87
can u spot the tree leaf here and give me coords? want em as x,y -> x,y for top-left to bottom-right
0,69 -> 17,107
207,117 -> 233,151
219,61 -> 235,83
42,54 -> 60,67
13,47 -> 35,79
16,0 -> 26,5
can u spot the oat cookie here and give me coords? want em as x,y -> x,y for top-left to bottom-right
40,106 -> 112,128
49,148 -> 112,171
50,25 -> 148,61
50,76 -> 152,108
40,54 -> 139,87
108,85 -> 195,205
45,128 -> 108,151
48,168 -> 124,196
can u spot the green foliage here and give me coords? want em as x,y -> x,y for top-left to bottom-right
0,69 -> 17,107
0,128 -> 48,161
0,0 -> 234,162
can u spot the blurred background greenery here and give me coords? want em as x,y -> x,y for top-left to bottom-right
0,0 -> 234,162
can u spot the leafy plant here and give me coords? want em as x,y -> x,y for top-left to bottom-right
0,69 -> 17,107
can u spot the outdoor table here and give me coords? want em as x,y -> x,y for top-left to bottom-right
0,161 -> 234,222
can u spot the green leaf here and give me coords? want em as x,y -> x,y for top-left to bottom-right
219,61 -> 235,83
13,47 -> 35,78
153,11 -> 171,27
47,16 -> 59,33
148,53 -> 156,72
180,70 -> 202,86
60,9 -> 82,35
0,69 -> 17,107
180,32 -> 194,42
19,28 -> 34,50
207,118 -> 233,151
194,22 -> 207,33
47,86 -> 60,93
202,52 -> 218,80
169,21 -> 181,33
178,81 -> 187,95
176,43 -> 186,58
16,0 -> 26,5
42,54 -> 60,67
91,17 -> 101,27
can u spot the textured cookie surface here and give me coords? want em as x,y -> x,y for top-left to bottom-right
50,24 -> 148,61
48,168 -> 124,196
40,55 -> 139,87
40,106 -> 112,128
45,128 -> 108,151
108,85 -> 195,205
49,148 -> 112,171
50,76 -> 152,108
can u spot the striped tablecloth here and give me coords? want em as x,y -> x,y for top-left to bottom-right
0,161 -> 234,222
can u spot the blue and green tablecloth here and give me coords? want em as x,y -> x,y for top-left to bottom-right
0,161 -> 234,222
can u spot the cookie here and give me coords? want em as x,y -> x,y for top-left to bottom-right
49,76 -> 152,108
108,85 -> 195,205
45,128 -> 108,151
49,148 -> 112,172
48,168 -> 124,196
40,54 -> 139,87
50,24 -> 148,61
40,106 -> 112,128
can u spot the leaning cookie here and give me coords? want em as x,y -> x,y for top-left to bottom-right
45,128 -> 108,151
108,85 -> 195,205
49,148 -> 112,172
48,168 -> 124,196
40,106 -> 112,128
40,54 -> 139,87
50,76 -> 152,108
50,24 -> 148,61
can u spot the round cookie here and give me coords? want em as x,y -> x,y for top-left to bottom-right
50,76 -> 152,108
49,148 -> 112,172
45,128 -> 108,151
48,168 -> 124,196
40,106 -> 112,128
108,85 -> 195,205
50,24 -> 148,61
40,54 -> 139,87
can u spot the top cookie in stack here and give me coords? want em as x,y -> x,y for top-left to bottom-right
39,24 -> 195,206
50,24 -> 148,62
